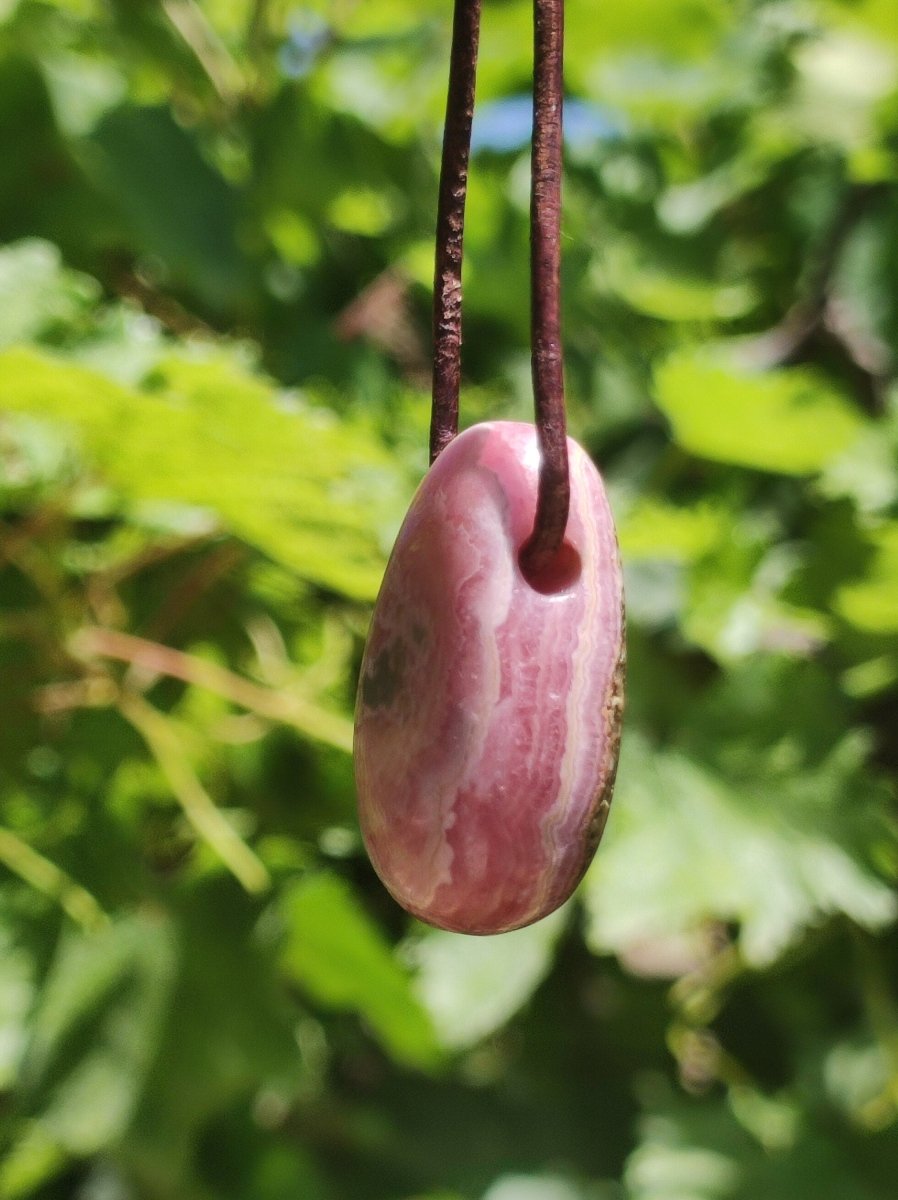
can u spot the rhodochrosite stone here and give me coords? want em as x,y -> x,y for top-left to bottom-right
354,421 -> 625,934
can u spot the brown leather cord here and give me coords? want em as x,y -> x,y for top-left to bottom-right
519,0 -> 570,578
430,0 -> 482,464
431,0 -> 571,576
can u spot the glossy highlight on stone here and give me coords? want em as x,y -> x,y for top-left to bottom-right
354,421 -> 625,934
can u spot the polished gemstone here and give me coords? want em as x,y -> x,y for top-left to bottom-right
354,421 -> 625,934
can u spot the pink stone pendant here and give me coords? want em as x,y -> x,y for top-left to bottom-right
354,421 -> 625,935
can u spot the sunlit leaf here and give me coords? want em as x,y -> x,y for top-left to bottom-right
583,731 -> 896,968
280,871 -> 442,1069
0,347 -> 403,598
482,1176 -> 592,1200
619,499 -> 730,563
0,239 -> 99,347
0,1121 -> 67,1200
835,522 -> 898,633
615,271 -> 758,322
654,350 -> 865,474
624,1096 -> 886,1200
406,906 -> 568,1051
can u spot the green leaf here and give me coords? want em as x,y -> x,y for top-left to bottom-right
483,1176 -> 594,1200
683,536 -> 831,662
0,55 -> 104,257
624,1096 -> 887,1200
280,871 -> 441,1069
619,499 -> 730,563
19,911 -> 177,1155
0,413 -> 77,508
0,346 -> 403,598
406,907 -> 568,1051
626,1115 -> 742,1200
0,239 -> 100,347
128,884 -> 304,1183
835,522 -> 898,633
824,1036 -> 894,1124
582,731 -> 896,968
88,106 -> 251,314
0,1122 -> 67,1200
654,350 -> 865,475
0,919 -> 34,1091
606,245 -> 758,321
817,425 -> 898,514
824,0 -> 898,48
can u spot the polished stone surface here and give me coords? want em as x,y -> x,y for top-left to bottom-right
354,421 -> 625,934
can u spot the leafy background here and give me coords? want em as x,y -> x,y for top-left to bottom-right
0,0 -> 896,1196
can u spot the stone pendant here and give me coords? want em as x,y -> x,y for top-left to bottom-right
354,421 -> 625,934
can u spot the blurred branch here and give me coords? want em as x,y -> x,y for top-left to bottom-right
335,270 -> 429,385
162,0 -> 244,103
119,690 -> 271,895
114,266 -> 218,337
86,535 -> 227,630
737,182 -> 892,411
72,626 -> 354,753
0,514 -> 67,608
139,540 -> 245,645
34,675 -> 118,714
0,827 -> 108,931
252,612 -> 353,697
97,533 -> 213,588
0,510 -> 60,565
742,183 -> 884,365
245,0 -> 270,55
669,940 -> 743,1025
245,0 -> 283,82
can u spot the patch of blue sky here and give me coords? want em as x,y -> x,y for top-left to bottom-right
280,15 -> 331,79
472,95 -> 626,153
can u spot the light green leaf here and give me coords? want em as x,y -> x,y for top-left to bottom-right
619,499 -> 729,563
791,30 -> 898,151
604,244 -> 757,321
824,1037 -> 893,1123
817,425 -> 898,514
0,347 -> 403,598
327,186 -> 398,236
19,912 -> 177,1155
0,920 -> 34,1091
280,872 -> 441,1069
406,906 -> 568,1051
617,273 -> 757,322
0,239 -> 99,347
823,0 -> 898,48
624,1097 -> 884,1200
654,349 -> 865,474
835,522 -> 898,633
0,413 -> 77,506
482,1176 -> 592,1200
842,655 -> 898,698
0,1122 -> 67,1200
684,539 -> 832,662
583,733 -> 896,968
624,1102 -> 755,1200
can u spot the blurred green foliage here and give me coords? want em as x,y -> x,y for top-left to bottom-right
0,0 -> 896,1196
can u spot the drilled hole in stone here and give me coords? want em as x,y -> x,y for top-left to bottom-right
519,539 -> 582,595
